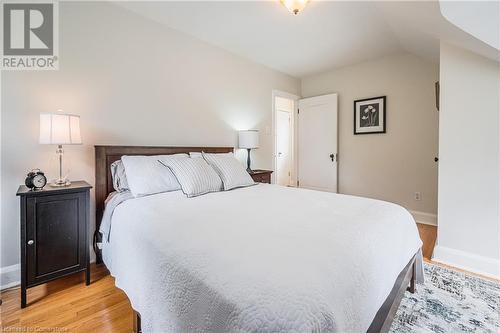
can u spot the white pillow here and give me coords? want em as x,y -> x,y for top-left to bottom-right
121,154 -> 187,197
202,152 -> 255,191
189,152 -> 203,158
110,160 -> 129,192
158,156 -> 223,198
190,152 -> 232,158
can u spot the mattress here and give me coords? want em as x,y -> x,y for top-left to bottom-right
101,184 -> 423,333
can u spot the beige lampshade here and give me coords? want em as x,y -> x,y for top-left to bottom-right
39,112 -> 82,145
238,130 -> 259,149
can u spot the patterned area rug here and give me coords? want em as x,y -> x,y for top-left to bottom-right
390,262 -> 500,333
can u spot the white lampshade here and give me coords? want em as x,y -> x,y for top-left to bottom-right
280,0 -> 309,15
39,112 -> 82,145
238,130 -> 259,149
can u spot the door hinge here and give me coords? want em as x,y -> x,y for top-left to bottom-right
297,180 -> 300,187
297,108 -> 300,114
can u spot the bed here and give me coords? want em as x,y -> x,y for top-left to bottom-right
94,145 -> 423,333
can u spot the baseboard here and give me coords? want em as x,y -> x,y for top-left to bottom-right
1,264 -> 20,290
410,210 -> 437,226
433,245 -> 500,279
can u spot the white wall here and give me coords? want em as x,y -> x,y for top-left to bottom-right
0,2 -> 300,279
301,53 -> 439,219
434,42 -> 500,278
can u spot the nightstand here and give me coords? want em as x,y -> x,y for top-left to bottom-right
249,170 -> 273,184
16,181 -> 92,308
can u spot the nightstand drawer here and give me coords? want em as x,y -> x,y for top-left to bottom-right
249,170 -> 273,184
253,174 -> 270,183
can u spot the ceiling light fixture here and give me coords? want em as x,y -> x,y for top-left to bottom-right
280,0 -> 309,15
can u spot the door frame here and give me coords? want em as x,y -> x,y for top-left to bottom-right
272,90 -> 299,186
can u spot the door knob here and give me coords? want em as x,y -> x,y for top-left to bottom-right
278,152 -> 283,157
27,240 -> 34,245
330,154 -> 335,162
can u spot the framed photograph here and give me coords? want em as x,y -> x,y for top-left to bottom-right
354,96 -> 386,135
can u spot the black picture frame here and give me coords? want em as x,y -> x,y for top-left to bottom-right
354,96 -> 386,135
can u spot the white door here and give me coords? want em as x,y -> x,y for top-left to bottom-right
276,110 -> 292,186
298,94 -> 338,192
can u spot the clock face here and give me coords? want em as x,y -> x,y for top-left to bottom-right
33,174 -> 46,188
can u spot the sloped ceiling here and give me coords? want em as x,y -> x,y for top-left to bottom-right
376,1 -> 499,64
116,1 -> 499,78
439,0 -> 500,51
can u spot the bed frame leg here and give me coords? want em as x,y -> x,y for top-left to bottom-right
407,259 -> 416,294
133,310 -> 141,333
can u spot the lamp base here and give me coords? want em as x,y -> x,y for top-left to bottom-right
50,178 -> 71,187
51,145 -> 71,187
246,148 -> 253,173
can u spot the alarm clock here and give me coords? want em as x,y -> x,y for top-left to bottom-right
25,169 -> 47,191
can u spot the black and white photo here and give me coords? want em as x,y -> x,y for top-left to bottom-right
354,96 -> 386,134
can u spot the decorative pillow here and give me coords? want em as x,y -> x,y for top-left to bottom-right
121,154 -> 187,197
202,152 -> 255,191
189,152 -> 203,158
158,157 -> 223,198
110,160 -> 129,192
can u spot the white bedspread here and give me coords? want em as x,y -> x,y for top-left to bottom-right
102,184 -> 423,333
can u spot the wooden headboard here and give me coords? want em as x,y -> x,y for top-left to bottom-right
94,145 -> 234,262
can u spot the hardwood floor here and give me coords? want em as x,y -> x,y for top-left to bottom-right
1,266 -> 132,332
1,223 -> 438,332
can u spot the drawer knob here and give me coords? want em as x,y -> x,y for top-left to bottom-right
27,240 -> 34,245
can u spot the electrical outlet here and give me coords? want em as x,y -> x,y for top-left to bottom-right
414,192 -> 422,201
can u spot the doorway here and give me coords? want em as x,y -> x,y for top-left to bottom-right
272,91 -> 298,186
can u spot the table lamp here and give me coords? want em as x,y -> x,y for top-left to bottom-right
39,112 -> 82,186
238,130 -> 259,172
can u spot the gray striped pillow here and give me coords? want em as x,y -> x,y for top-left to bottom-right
202,152 -> 255,191
158,157 -> 223,197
